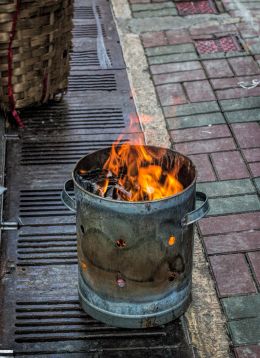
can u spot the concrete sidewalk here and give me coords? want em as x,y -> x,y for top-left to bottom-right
111,0 -> 260,357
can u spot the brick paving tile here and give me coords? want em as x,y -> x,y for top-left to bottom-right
228,57 -> 260,76
199,212 -> 260,236
208,195 -> 260,216
164,101 -> 220,118
254,178 -> 260,192
176,0 -> 218,16
220,97 -> 260,112
204,231 -> 260,255
210,254 -> 256,297
211,76 -> 259,90
150,61 -> 201,74
229,317 -> 260,345
188,154 -> 216,182
183,80 -> 216,102
141,31 -> 167,48
243,148 -> 260,163
203,59 -> 234,78
225,109 -> 260,124
248,252 -> 260,286
197,178 -> 255,197
190,24 -> 237,37
222,294 -> 260,320
167,112 -> 225,130
211,151 -> 250,180
216,88 -> 260,100
156,83 -> 187,106
129,0 -> 150,3
153,69 -> 206,85
170,124 -> 230,143
249,162 -> 260,177
165,29 -> 192,45
234,345 -> 260,358
146,43 -> 195,56
232,123 -> 260,149
175,138 -> 236,155
149,52 -> 198,65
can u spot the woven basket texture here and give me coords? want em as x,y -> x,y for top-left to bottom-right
0,0 -> 73,109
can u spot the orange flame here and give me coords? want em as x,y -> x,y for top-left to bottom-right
101,115 -> 184,201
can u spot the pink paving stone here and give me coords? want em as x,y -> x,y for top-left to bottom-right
204,231 -> 260,255
228,57 -> 260,76
141,31 -> 167,48
170,124 -> 231,143
183,80 -> 216,102
196,39 -> 219,54
211,76 -> 258,90
210,254 -> 256,297
242,148 -> 260,163
248,252 -> 260,285
156,83 -> 187,106
234,345 -> 260,358
232,123 -> 260,149
151,61 -> 202,75
176,0 -> 217,16
219,36 -> 241,52
199,212 -> 260,236
153,69 -> 206,85
211,151 -> 250,180
165,29 -> 192,45
249,162 -> 260,177
188,154 -> 216,182
216,87 -> 260,100
196,36 -> 241,54
175,138 -> 235,155
203,59 -> 234,78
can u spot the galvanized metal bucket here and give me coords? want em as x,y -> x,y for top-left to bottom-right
61,146 -> 209,328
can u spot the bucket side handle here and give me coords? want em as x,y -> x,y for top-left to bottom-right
61,179 -> 76,213
181,192 -> 209,227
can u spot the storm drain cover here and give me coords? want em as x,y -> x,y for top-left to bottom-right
195,36 -> 242,54
0,0 -> 193,356
176,0 -> 218,15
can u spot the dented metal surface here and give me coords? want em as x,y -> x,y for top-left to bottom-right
61,146 -> 209,328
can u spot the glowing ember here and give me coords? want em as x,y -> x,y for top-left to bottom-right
168,235 -> 176,246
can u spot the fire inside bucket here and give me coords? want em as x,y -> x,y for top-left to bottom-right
61,145 -> 209,328
75,144 -> 193,202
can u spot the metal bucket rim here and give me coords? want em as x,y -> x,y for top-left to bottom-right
71,145 -> 197,204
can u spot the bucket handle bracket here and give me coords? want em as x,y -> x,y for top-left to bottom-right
61,179 -> 76,213
181,191 -> 209,227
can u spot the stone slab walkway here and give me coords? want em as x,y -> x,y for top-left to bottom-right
112,0 -> 260,357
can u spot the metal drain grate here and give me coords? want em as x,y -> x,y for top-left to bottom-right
12,298 -> 191,355
17,232 -> 77,266
0,0 -> 192,355
72,24 -> 106,38
176,0 -> 218,15
21,105 -> 124,132
21,139 -> 121,165
74,6 -> 101,20
68,74 -> 117,92
19,189 -> 75,218
195,36 -> 242,54
70,50 -> 112,67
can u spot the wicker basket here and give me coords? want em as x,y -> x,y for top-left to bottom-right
0,0 -> 73,113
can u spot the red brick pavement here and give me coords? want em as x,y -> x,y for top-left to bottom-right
139,3 -> 260,353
